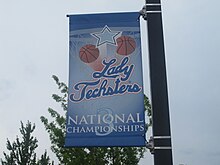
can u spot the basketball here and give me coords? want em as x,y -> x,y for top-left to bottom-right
79,44 -> 100,63
116,36 -> 136,56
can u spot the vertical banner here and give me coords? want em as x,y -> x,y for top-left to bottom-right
65,12 -> 145,147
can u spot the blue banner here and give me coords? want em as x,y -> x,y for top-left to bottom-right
65,12 -> 145,147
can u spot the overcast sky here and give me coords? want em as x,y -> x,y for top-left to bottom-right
0,0 -> 220,165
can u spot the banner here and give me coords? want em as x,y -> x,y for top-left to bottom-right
65,12 -> 145,147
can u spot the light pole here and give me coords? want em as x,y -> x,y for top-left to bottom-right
140,0 -> 173,165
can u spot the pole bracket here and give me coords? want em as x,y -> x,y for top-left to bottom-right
146,136 -> 172,154
146,136 -> 154,154
139,5 -> 147,20
139,3 -> 162,20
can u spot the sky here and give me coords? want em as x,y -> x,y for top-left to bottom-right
0,0 -> 220,165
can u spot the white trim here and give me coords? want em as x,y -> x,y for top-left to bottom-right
146,4 -> 161,6
154,147 -> 172,150
146,11 -> 162,13
154,136 -> 171,139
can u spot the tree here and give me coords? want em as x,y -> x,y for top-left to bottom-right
40,75 -> 152,165
38,151 -> 54,165
1,121 -> 54,165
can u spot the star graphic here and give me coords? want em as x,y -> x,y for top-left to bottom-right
91,25 -> 121,47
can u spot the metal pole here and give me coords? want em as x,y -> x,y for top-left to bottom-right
143,0 -> 173,164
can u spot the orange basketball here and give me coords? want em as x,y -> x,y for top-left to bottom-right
116,36 -> 136,56
79,44 -> 100,63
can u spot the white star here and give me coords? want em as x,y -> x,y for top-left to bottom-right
91,25 -> 121,47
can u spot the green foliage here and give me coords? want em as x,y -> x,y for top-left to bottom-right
1,121 -> 53,165
144,95 -> 152,131
1,121 -> 38,165
37,151 -> 54,165
40,75 -> 152,165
